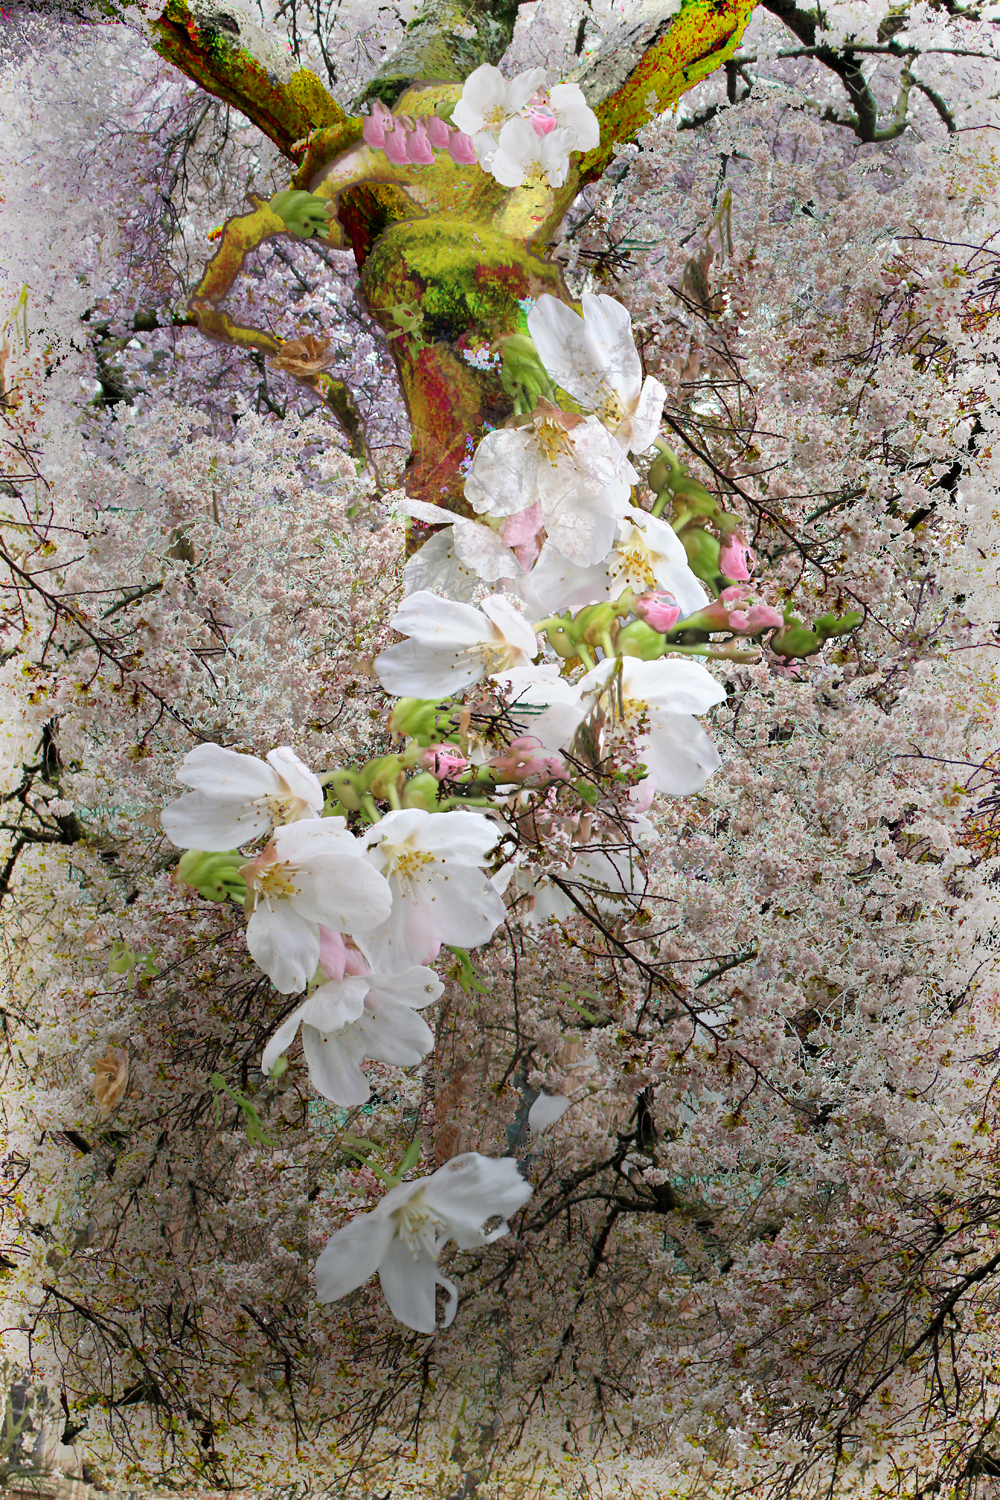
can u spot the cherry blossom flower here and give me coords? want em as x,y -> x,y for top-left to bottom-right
261,964 -> 443,1106
579,657 -> 726,798
465,405 -> 638,568
491,664 -> 588,753
314,1153 -> 533,1333
516,510 -> 708,618
375,590 -> 538,700
489,118 -> 578,189
527,293 -> 667,453
399,496 -> 519,585
361,808 -> 505,968
161,743 -> 323,852
513,842 -> 646,923
450,63 -> 547,149
240,821 -> 392,994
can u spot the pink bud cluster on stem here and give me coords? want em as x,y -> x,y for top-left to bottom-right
362,99 -> 477,167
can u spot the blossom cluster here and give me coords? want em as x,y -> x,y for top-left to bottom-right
363,64 -> 600,189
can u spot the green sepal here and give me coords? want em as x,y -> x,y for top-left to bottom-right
211,1073 -> 276,1149
176,848 -> 247,903
617,620 -> 667,659
814,609 -> 863,639
108,940 -> 160,988
445,945 -> 490,995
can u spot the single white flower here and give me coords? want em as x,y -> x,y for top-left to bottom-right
608,511 -> 709,614
161,743 -> 323,851
490,117 -> 577,189
314,1152 -> 533,1333
528,293 -> 667,453
361,807 -> 505,968
375,590 -> 537,700
546,82 -> 600,152
240,820 -> 392,994
579,656 -> 726,798
451,64 -> 547,140
465,408 -> 638,568
261,965 -> 443,1106
399,497 -> 520,586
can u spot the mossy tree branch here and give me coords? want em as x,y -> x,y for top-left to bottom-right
148,0 -> 345,160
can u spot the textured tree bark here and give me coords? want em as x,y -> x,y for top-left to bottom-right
147,0 -> 756,506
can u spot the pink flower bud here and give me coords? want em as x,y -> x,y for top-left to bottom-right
633,590 -> 681,633
743,603 -> 784,631
362,99 -> 393,147
719,536 -> 755,582
421,745 -> 469,780
383,124 -> 411,165
719,584 -> 748,606
426,115 -> 451,150
447,130 -> 479,166
526,105 -> 557,136
405,119 -> 435,166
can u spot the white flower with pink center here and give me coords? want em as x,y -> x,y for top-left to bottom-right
239,821 -> 392,994
465,405 -> 638,568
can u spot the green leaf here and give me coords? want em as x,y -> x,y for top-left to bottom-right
210,1073 -> 277,1149
445,945 -> 490,995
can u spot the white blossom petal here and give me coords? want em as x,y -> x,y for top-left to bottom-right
261,1001 -> 309,1075
352,1000 -> 435,1066
528,1092 -> 572,1134
547,82 -> 599,151
377,1236 -> 442,1334
421,1153 -> 532,1245
403,527 -> 482,602
265,746 -> 323,811
639,712 -> 723,796
175,743 -> 280,800
246,902 -> 319,994
314,1209 -> 398,1303
301,975 -> 369,1032
161,791 -> 271,851
302,1023 -> 371,1106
